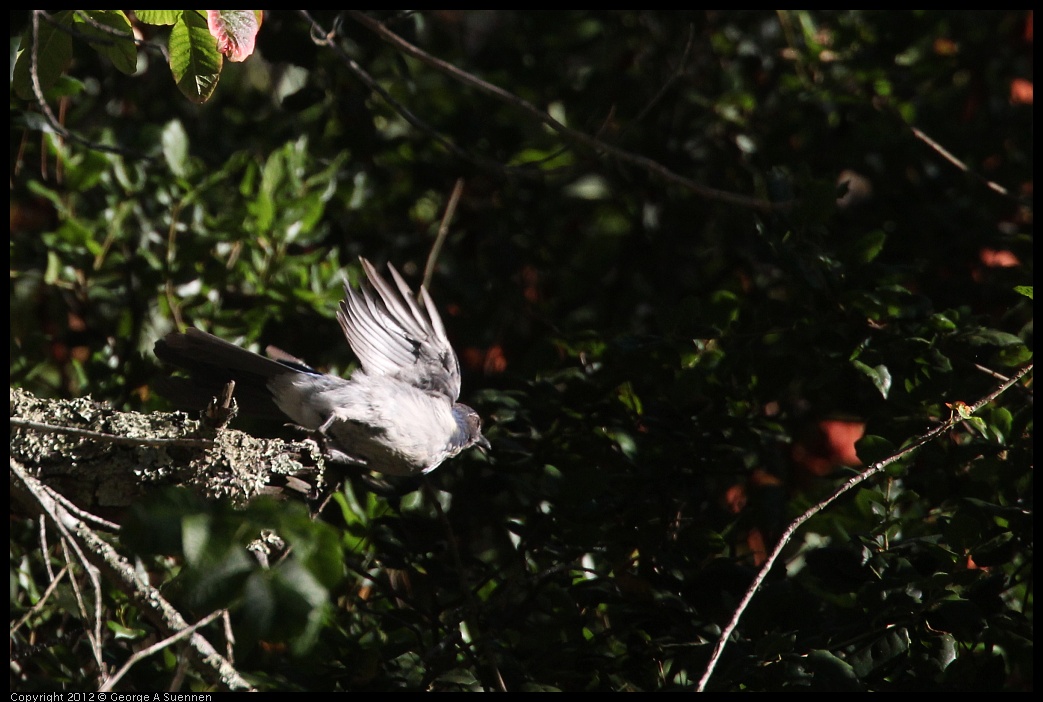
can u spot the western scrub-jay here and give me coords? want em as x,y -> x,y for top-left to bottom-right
154,258 -> 489,475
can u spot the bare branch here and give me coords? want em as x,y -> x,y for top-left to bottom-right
100,609 -> 226,692
299,11 -> 537,180
11,460 -> 255,691
26,11 -> 153,161
620,24 -> 696,138
10,387 -> 328,509
909,125 -> 1013,198
869,93 -> 1021,203
696,362 -> 1033,691
345,11 -> 785,212
423,177 -> 466,291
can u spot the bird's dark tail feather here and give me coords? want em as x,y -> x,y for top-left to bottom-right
153,328 -> 302,420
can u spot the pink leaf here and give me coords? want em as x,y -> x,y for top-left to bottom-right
206,10 -> 261,62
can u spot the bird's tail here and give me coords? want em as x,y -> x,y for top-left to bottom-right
154,327 -> 311,419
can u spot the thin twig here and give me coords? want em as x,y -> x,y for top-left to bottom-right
879,107 -> 1018,203
53,503 -> 106,679
100,609 -> 226,692
11,459 -> 254,690
620,24 -> 695,138
347,11 -> 784,212
44,483 -> 122,533
909,126 -> 1012,198
696,362 -> 1032,691
911,126 -> 1011,197
49,10 -> 169,62
299,11 -> 535,181
973,363 -> 1011,383
27,11 -> 153,161
11,565 -> 70,634
423,178 -> 466,292
39,515 -> 56,581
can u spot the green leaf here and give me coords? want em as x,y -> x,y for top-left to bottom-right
107,621 -> 148,641
805,649 -> 862,691
927,599 -> 987,642
1013,285 -> 1032,300
74,10 -> 136,75
963,416 -> 989,438
616,381 -> 643,415
928,312 -> 958,332
993,344 -> 1032,367
13,11 -> 74,101
987,407 -> 1013,444
851,229 -> 887,263
961,327 -> 1025,347
851,360 -> 892,399
169,10 -> 222,103
566,174 -> 611,200
133,10 -> 181,26
855,486 -> 889,517
161,119 -> 189,177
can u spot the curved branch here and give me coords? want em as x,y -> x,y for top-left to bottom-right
344,11 -> 785,212
696,362 -> 1033,691
300,11 -> 540,181
26,11 -> 153,161
11,460 -> 254,691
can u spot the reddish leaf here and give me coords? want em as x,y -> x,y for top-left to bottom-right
206,10 -> 261,63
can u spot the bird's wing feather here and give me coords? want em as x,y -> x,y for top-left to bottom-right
337,258 -> 462,401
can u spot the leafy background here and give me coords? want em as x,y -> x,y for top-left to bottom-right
10,10 -> 1033,691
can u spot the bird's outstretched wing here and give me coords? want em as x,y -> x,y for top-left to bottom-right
337,258 -> 462,401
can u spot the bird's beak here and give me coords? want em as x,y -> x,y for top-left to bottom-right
476,434 -> 491,453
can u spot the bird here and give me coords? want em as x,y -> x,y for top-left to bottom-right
154,258 -> 490,476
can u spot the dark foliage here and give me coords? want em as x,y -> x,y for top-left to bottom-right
11,10 -> 1032,691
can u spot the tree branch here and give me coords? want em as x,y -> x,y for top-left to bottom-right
346,11 -> 786,212
26,10 -> 153,161
10,387 -> 327,510
696,362 -> 1033,691
11,459 -> 254,691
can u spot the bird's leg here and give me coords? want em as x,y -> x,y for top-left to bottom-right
297,414 -> 368,467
